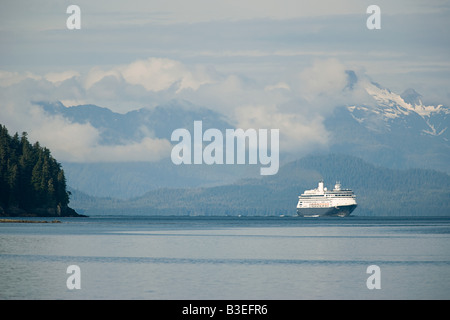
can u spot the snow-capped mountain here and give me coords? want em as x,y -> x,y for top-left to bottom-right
326,77 -> 450,173
354,82 -> 449,139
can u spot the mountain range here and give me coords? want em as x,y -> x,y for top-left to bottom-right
33,71 -> 450,216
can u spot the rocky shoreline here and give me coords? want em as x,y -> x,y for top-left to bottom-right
0,218 -> 61,223
0,205 -> 87,218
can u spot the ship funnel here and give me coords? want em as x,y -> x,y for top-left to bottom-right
334,181 -> 341,191
318,181 -> 324,193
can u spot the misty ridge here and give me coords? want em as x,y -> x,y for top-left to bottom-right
69,153 -> 450,217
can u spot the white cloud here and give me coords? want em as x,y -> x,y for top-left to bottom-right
234,104 -> 329,154
34,112 -> 172,163
299,58 -> 348,101
265,82 -> 291,92
0,70 -> 41,87
60,99 -> 88,107
37,117 -> 172,163
87,137 -> 172,162
121,58 -> 185,91
84,67 -> 122,90
83,57 -> 217,94
44,70 -> 80,85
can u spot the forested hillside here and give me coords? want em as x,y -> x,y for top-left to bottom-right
0,124 -> 80,217
70,154 -> 450,216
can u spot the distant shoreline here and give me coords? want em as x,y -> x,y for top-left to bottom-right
0,218 -> 61,223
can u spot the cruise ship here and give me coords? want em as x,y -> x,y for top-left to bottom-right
296,181 -> 357,217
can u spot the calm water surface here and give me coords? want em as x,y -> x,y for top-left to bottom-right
1,215 -> 450,299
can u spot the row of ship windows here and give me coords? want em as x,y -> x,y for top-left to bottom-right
301,194 -> 354,197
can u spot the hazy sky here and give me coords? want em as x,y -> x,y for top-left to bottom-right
1,0 -> 449,162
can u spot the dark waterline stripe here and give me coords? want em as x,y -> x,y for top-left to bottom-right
2,253 -> 450,266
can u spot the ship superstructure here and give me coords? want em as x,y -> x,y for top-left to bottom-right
296,181 -> 357,217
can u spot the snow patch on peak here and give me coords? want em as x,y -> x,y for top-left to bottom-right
413,103 -> 449,117
365,83 -> 411,116
364,82 -> 449,118
345,82 -> 449,139
423,122 -> 447,136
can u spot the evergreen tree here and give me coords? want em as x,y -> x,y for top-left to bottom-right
0,124 -> 78,216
